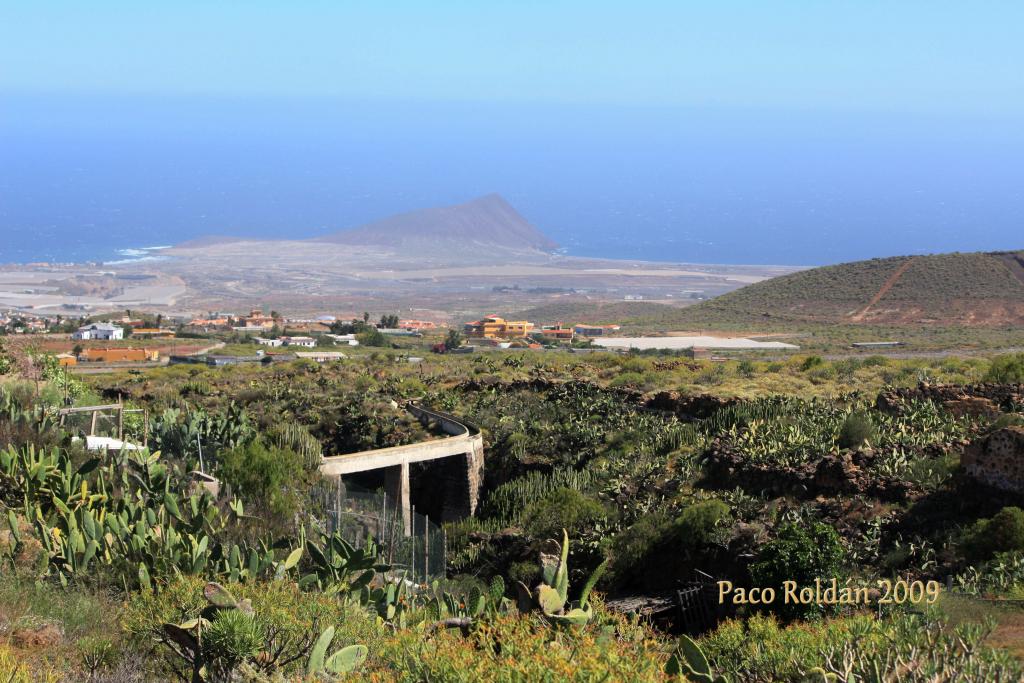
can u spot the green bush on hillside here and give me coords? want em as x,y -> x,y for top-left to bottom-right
607,500 -> 730,589
357,328 -> 389,347
985,353 -> 1024,384
750,522 -> 845,618
800,356 -> 825,372
218,440 -> 309,520
962,506 -> 1024,563
521,487 -> 607,541
838,411 -> 876,449
676,499 -> 731,545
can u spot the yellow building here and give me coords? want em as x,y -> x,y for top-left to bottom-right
464,316 -> 535,339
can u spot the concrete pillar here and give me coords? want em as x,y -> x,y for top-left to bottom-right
384,460 -> 411,536
468,441 -> 485,515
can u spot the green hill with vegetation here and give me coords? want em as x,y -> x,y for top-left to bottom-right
681,251 -> 1024,327
512,300 -> 694,328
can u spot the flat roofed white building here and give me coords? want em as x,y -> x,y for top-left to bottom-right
72,323 -> 124,341
280,336 -> 316,348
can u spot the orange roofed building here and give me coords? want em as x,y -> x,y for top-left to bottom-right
79,348 -> 159,363
132,328 -> 175,338
188,317 -> 230,328
243,309 -> 276,329
464,315 -> 535,339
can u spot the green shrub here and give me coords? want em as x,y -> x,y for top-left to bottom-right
838,411 -> 876,449
357,328 -> 389,347
985,353 -> 1024,384
606,511 -> 673,583
609,371 -> 645,389
808,365 -> 837,384
700,611 -> 1024,682
800,356 -> 825,371
674,499 -> 730,546
619,358 -> 647,374
124,575 -> 380,681
962,506 -> 1024,563
521,488 -> 607,541
607,500 -> 730,590
218,440 -> 309,520
750,522 -> 845,618
204,609 -> 264,670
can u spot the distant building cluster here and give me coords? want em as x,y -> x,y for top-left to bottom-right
463,316 -> 535,339
0,311 -> 49,334
461,315 -> 622,345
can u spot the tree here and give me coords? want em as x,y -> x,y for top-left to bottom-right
379,314 -> 400,329
362,311 -> 370,323
356,328 -> 388,348
329,320 -> 356,335
444,329 -> 463,351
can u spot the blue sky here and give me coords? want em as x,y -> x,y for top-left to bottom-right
2,2 -> 1023,266
4,1 -> 1023,112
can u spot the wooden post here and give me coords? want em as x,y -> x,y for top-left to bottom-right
143,409 -> 149,450
117,394 -> 124,441
89,409 -> 98,436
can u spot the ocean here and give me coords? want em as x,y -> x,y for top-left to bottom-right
2,94 -> 1022,266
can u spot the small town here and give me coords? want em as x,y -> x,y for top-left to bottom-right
0,307 -> 637,371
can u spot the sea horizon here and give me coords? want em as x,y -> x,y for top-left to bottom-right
4,94 -> 1023,268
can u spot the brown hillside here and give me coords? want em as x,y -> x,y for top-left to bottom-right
677,251 -> 1024,328
311,194 -> 558,254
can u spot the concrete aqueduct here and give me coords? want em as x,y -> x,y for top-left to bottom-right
319,403 -> 484,534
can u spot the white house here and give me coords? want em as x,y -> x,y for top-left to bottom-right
72,322 -> 124,341
294,351 -> 346,363
325,334 -> 360,346
254,337 -> 283,347
280,336 -> 316,348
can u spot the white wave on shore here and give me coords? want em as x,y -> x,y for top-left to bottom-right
104,245 -> 173,265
